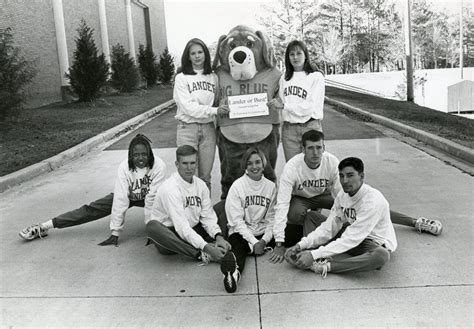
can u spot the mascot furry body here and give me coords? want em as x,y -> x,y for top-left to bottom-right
213,25 -> 282,199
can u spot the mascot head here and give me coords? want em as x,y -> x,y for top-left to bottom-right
212,25 -> 276,81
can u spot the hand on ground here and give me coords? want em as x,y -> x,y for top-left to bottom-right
268,245 -> 285,263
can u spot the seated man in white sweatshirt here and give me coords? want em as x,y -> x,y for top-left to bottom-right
284,157 -> 397,277
145,145 -> 231,263
269,130 -> 442,263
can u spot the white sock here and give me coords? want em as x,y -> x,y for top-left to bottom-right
41,220 -> 54,230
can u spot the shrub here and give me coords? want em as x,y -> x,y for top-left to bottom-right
110,43 -> 139,92
138,44 -> 159,87
158,47 -> 175,84
0,27 -> 37,116
66,20 -> 109,102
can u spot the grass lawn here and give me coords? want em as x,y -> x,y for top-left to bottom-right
326,86 -> 473,149
1,84 -> 471,178
0,85 -> 173,176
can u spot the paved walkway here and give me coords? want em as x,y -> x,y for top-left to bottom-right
1,105 -> 472,327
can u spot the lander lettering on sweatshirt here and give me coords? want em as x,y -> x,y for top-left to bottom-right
148,173 -> 221,250
225,174 -> 276,249
299,184 -> 397,260
173,70 -> 218,124
273,152 -> 341,242
110,158 -> 166,236
279,71 -> 325,123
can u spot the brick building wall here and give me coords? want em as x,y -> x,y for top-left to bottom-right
1,0 -> 62,106
1,0 -> 167,108
142,0 -> 167,56
105,0 -> 130,53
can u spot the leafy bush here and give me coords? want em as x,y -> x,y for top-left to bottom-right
138,44 -> 159,87
158,47 -> 175,84
110,43 -> 139,92
0,27 -> 37,115
66,20 -> 109,102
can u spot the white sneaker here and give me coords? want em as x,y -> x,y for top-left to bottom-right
199,250 -> 212,265
415,217 -> 443,236
310,259 -> 330,278
19,224 -> 48,241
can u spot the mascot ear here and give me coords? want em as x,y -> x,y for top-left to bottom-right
256,30 -> 277,68
212,34 -> 228,70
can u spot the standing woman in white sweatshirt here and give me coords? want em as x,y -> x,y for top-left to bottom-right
173,38 -> 228,190
268,40 -> 325,162
217,147 -> 277,294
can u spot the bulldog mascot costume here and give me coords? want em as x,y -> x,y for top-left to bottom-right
213,25 -> 282,199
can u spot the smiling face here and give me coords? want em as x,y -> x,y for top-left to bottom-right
189,43 -> 205,70
176,154 -> 197,183
289,46 -> 305,72
132,144 -> 149,169
303,140 -> 324,169
246,153 -> 265,181
339,166 -> 364,196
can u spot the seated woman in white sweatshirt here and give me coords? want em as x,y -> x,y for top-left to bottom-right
19,134 -> 166,246
216,147 -> 277,293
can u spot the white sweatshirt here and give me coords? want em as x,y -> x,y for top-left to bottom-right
225,174 -> 277,250
110,158 -> 166,236
173,70 -> 218,123
278,71 -> 325,123
148,172 -> 221,250
298,184 -> 397,260
273,152 -> 341,242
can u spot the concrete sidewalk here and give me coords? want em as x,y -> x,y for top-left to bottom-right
1,107 -> 473,327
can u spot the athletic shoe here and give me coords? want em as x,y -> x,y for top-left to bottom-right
220,251 -> 240,293
415,217 -> 443,236
199,251 -> 212,265
19,224 -> 48,241
310,259 -> 330,278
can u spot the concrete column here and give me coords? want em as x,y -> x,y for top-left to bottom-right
51,0 -> 70,91
98,0 -> 111,66
125,0 -> 136,60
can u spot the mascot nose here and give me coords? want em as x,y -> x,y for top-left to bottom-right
233,51 -> 247,64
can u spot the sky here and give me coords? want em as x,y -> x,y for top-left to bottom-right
163,0 -> 272,61
163,0 -> 465,63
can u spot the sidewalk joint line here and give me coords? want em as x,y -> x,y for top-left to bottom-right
2,283 -> 472,299
254,255 -> 263,329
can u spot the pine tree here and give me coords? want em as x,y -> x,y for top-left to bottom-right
0,27 -> 37,115
66,20 -> 109,101
158,47 -> 175,84
110,43 -> 139,92
138,44 -> 159,87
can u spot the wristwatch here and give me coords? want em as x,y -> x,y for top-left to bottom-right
275,242 -> 284,248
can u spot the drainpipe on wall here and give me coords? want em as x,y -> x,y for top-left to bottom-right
51,0 -> 71,100
125,0 -> 136,60
98,0 -> 111,68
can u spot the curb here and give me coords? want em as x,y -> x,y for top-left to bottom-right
0,99 -> 175,193
325,97 -> 474,165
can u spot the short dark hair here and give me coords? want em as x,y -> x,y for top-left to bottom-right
301,130 -> 325,147
338,157 -> 364,174
176,145 -> 197,162
181,38 -> 212,75
284,40 -> 315,81
241,147 -> 267,171
128,134 -> 154,171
